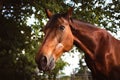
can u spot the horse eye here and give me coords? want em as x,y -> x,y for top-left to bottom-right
59,26 -> 65,31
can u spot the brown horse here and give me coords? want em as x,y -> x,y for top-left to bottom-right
35,8 -> 120,80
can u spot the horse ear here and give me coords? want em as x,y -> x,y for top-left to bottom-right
45,9 -> 53,18
66,7 -> 73,19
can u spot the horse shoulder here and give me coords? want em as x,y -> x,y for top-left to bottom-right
95,30 -> 120,78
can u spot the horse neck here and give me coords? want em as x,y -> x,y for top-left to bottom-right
70,19 -> 98,60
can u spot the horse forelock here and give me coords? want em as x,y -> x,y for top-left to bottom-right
44,13 -> 68,30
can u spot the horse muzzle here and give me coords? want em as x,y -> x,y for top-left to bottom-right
36,55 -> 55,71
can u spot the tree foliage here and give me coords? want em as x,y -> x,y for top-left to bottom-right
72,0 -> 120,33
0,0 -> 120,80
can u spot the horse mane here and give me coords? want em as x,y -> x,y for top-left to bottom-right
69,18 -> 99,32
47,13 -> 99,32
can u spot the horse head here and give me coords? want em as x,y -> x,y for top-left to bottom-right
35,8 -> 74,71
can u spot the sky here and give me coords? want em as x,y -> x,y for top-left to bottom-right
26,0 -> 120,76
61,47 -> 82,75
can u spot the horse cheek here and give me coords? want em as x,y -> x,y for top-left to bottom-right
64,34 -> 74,51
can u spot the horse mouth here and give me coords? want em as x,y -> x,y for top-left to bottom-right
37,57 -> 55,72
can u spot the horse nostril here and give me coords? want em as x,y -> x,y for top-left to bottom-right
41,56 -> 47,63
40,55 -> 47,67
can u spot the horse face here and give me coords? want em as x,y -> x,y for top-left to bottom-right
35,8 -> 74,71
